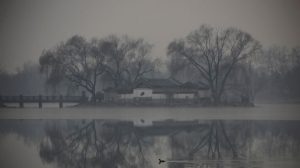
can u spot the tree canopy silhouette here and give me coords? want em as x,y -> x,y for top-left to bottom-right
167,25 -> 261,104
39,35 -> 157,101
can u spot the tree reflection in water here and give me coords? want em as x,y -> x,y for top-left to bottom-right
38,120 -> 300,168
39,120 -> 152,168
169,121 -> 252,168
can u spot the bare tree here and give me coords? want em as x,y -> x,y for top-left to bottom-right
0,63 -> 47,95
254,46 -> 300,99
39,35 -> 107,101
258,46 -> 293,75
284,47 -> 300,98
102,35 -> 157,88
167,25 -> 261,104
39,49 -> 61,94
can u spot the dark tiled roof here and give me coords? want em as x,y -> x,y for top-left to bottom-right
152,88 -> 198,94
135,78 -> 179,88
180,82 -> 209,90
103,87 -> 133,94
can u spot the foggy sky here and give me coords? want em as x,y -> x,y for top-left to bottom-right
1,0 -> 300,73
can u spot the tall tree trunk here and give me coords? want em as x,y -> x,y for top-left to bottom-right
91,83 -> 96,103
211,89 -> 221,105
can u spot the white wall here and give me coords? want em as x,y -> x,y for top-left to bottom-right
152,93 -> 167,99
119,88 -> 211,100
120,88 -> 153,100
133,88 -> 153,98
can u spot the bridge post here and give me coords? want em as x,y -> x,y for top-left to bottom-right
0,94 -> 3,107
59,95 -> 63,108
38,95 -> 42,108
19,94 -> 24,108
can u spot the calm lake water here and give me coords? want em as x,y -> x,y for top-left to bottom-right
1,103 -> 300,123
0,104 -> 300,168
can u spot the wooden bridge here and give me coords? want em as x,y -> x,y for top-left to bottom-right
0,94 -> 88,108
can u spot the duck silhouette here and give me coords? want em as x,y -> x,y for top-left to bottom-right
158,159 -> 166,164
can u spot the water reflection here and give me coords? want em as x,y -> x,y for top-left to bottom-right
40,120 -> 152,168
0,120 -> 300,168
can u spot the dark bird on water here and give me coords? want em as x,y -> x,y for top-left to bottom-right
158,159 -> 166,164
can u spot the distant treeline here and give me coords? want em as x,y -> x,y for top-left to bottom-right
1,25 -> 300,104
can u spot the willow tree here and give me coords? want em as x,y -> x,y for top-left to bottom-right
39,35 -> 107,101
167,25 -> 261,104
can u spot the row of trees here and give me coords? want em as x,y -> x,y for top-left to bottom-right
255,46 -> 300,100
9,24 -> 295,104
166,25 -> 300,104
39,35 -> 159,101
39,25 -> 261,104
0,63 -> 46,95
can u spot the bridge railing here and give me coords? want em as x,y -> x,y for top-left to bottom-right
0,93 -> 88,108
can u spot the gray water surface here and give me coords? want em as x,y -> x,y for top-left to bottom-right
0,119 -> 300,168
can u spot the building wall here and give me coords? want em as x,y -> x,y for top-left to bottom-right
120,88 -> 168,100
152,93 -> 167,99
133,88 -> 153,98
119,88 -> 152,100
118,88 -> 211,101
174,93 -> 195,99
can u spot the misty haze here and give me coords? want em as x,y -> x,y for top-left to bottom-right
1,0 -> 300,168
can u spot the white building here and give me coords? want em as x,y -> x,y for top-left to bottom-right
104,78 -> 210,103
